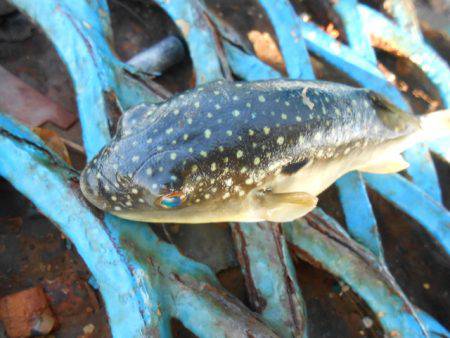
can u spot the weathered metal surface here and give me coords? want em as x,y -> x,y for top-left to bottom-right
257,0 -> 314,80
284,209 -> 449,337
153,0 -> 223,84
126,35 -> 186,76
232,222 -> 307,337
364,173 -> 450,255
1,0 -> 448,337
0,65 -> 76,129
10,0 -> 161,159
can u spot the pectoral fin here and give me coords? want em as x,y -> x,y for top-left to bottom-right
358,154 -> 409,174
259,191 -> 318,222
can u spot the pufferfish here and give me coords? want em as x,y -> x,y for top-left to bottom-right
80,80 -> 449,223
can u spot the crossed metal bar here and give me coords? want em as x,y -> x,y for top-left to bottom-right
0,0 -> 449,337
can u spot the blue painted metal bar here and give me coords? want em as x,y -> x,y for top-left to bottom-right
11,0 -> 160,159
153,0 -> 224,84
335,172 -> 383,258
358,4 -> 450,163
223,42 -> 282,80
0,114 -> 161,337
283,210 -> 433,337
358,5 -> 450,106
332,0 -> 377,63
231,222 -> 307,337
257,0 -> 315,80
364,173 -> 450,256
384,0 -> 423,41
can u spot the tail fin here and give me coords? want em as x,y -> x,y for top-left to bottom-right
420,109 -> 450,141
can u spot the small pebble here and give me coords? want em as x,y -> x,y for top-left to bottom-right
83,324 -> 95,334
362,317 -> 373,328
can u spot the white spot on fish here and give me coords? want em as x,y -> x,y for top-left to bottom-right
248,129 -> 255,136
258,95 -> 266,102
215,104 -> 221,110
263,127 -> 270,135
200,151 -> 208,158
225,178 -> 233,187
183,134 -> 189,141
111,195 -> 117,201
232,110 -> 240,117
285,101 -> 290,106
132,188 -> 139,194
281,113 -> 287,120
207,112 -> 213,118
226,130 -> 233,136
187,118 -> 193,125
204,129 -> 212,139
236,150 -> 244,159
114,206 -> 122,211
211,162 -> 217,171
240,167 -> 248,173
277,136 -> 285,145
302,87 -> 315,110
245,178 -> 253,185
296,116 -> 302,122
174,109 -> 180,115
254,157 -> 261,165
314,132 -> 322,141
233,96 -> 239,101
205,194 -> 211,200
146,138 -> 153,144
222,192 -> 231,200
166,128 -> 174,135
188,147 -> 194,153
170,153 -> 177,160
335,108 -> 341,116
146,168 -> 153,176
246,102 -> 251,108
194,101 -> 200,108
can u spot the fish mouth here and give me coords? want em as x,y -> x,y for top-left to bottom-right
79,166 -> 111,211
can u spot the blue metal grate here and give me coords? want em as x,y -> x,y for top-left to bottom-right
0,0 -> 448,337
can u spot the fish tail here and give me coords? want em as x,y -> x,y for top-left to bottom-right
419,109 -> 450,141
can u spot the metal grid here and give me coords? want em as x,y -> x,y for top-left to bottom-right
0,0 -> 448,336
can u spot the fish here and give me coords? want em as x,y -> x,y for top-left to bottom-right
80,79 -> 450,223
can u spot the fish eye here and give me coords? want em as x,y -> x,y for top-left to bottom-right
156,191 -> 187,209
